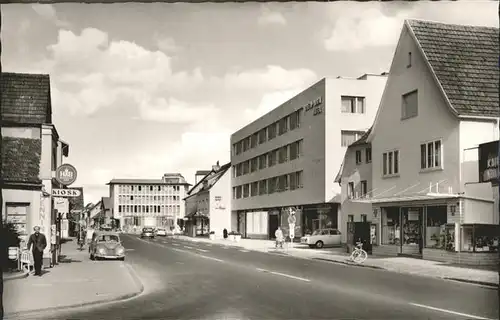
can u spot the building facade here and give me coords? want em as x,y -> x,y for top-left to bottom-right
184,162 -> 231,237
1,72 -> 70,267
352,20 -> 499,265
109,173 -> 190,229
230,74 -> 387,239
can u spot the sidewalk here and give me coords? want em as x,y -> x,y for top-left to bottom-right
4,240 -> 144,318
179,236 -> 499,286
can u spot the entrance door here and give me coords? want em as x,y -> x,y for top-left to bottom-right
312,219 -> 320,231
269,214 -> 279,239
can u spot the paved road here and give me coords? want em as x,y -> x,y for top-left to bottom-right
39,234 -> 498,320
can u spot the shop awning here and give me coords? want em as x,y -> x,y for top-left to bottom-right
350,192 -> 459,204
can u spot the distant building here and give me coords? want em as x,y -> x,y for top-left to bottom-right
108,173 -> 191,229
183,161 -> 232,237
230,73 -> 387,239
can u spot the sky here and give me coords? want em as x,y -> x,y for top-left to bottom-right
1,1 -> 498,205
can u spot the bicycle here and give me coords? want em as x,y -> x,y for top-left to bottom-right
350,242 -> 368,263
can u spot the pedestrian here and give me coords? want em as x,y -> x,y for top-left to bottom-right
26,226 -> 47,276
223,228 -> 228,239
275,226 -> 284,249
86,225 -> 95,245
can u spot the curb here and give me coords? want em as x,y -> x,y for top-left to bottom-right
4,272 -> 29,281
4,263 -> 145,320
442,277 -> 498,288
312,257 -> 385,269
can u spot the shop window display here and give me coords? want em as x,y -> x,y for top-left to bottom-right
402,209 -> 421,246
425,206 -> 447,249
461,224 -> 499,252
381,208 -> 400,245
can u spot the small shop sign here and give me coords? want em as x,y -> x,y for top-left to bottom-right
52,188 -> 82,197
55,163 -> 78,186
478,140 -> 498,184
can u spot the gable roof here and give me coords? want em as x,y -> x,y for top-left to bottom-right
101,197 -> 112,210
185,162 -> 231,199
1,72 -> 53,124
334,129 -> 371,183
1,137 -> 42,185
407,19 -> 499,117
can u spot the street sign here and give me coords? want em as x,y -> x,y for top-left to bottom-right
289,223 -> 295,239
52,188 -> 82,197
55,163 -> 78,186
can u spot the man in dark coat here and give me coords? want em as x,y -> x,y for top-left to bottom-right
26,226 -> 47,276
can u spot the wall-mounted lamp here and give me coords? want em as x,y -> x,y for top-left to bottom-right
373,208 -> 378,218
450,205 -> 456,216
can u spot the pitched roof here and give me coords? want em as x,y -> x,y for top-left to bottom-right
1,72 -> 52,124
1,137 -> 42,184
185,162 -> 231,198
101,197 -> 112,210
107,178 -> 191,186
407,20 -> 499,117
349,127 -> 371,147
196,170 -> 211,176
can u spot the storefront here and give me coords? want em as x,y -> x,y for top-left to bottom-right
302,203 -> 337,235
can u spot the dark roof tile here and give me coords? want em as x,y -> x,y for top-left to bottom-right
1,72 -> 52,124
1,137 -> 42,184
408,20 -> 499,117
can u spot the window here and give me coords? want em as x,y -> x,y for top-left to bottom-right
251,182 -> 259,196
420,140 -> 442,170
242,161 -> 250,175
259,180 -> 267,195
268,150 -> 278,167
130,196 -> 134,200
278,117 -> 289,135
347,215 -> 354,222
258,128 -> 267,144
355,150 -> 362,164
243,184 -> 250,198
268,123 -> 277,140
232,187 -> 237,199
361,214 -> 367,223
268,177 -> 278,194
341,130 -> 365,147
277,174 -> 289,192
296,171 -> 303,188
243,138 -> 250,152
250,133 -> 258,148
360,180 -> 367,197
236,163 -> 243,177
407,52 -> 412,68
383,150 -> 399,176
250,158 -> 258,173
366,148 -> 372,163
341,96 -> 366,114
256,154 -> 266,170
402,90 -> 418,119
347,182 -> 354,198
236,186 -> 242,199
289,140 -> 303,160
278,146 -> 288,164
289,109 -> 302,130
235,141 -> 242,155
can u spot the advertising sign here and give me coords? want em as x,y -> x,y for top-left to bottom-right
52,188 -> 82,197
55,164 -> 78,186
479,140 -> 499,184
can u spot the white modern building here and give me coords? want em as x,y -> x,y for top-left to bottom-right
183,161 -> 232,237
108,173 -> 190,229
230,74 -> 387,239
349,20 -> 499,265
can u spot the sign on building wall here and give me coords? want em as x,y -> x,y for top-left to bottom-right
55,164 -> 78,186
304,97 -> 323,116
479,140 -> 499,184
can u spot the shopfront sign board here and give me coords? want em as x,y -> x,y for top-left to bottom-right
55,164 -> 78,186
479,140 -> 498,184
52,188 -> 82,197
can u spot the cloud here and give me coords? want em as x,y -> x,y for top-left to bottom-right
156,37 -> 182,53
244,89 -> 301,122
138,98 -> 220,124
324,1 -> 499,51
258,6 -> 287,26
31,4 -> 70,28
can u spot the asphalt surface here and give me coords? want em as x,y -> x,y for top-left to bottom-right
37,234 -> 498,320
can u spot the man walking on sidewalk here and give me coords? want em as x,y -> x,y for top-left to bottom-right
27,226 -> 47,276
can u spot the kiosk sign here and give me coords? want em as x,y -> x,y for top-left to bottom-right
55,164 -> 78,186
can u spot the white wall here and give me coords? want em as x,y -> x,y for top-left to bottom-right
209,170 -> 232,237
325,75 -> 387,202
463,198 -> 494,224
371,25 -> 461,198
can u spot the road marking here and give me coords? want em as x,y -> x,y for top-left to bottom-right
172,248 -> 187,253
176,261 -> 184,264
239,249 -> 250,253
409,303 -> 495,320
256,268 -> 310,282
222,246 -> 229,249
199,255 -> 224,263
184,246 -> 193,249
172,243 -> 180,246
196,248 -> 209,252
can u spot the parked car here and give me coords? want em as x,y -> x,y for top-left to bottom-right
300,228 -> 342,248
89,231 -> 125,261
156,228 -> 167,236
141,227 -> 155,239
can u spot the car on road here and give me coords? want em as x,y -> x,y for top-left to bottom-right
141,227 -> 155,239
155,228 -> 167,236
89,231 -> 125,261
300,228 -> 342,248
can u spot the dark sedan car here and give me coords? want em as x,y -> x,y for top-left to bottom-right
141,227 -> 155,239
